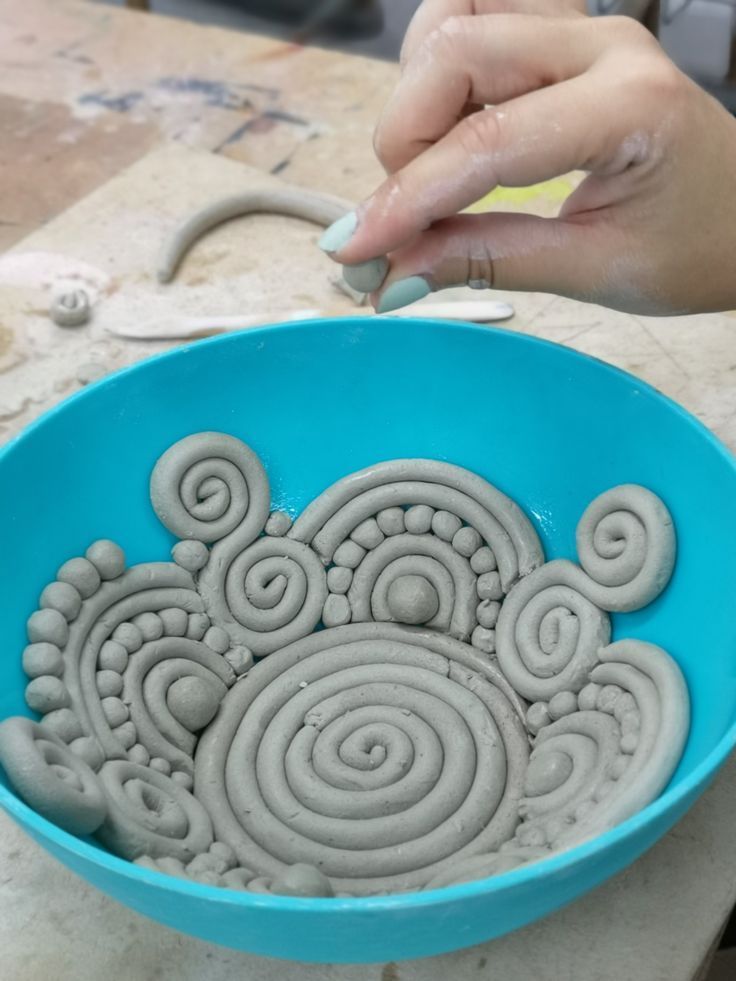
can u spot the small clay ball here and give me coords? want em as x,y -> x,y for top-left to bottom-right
577,682 -> 602,712
98,640 -> 129,673
526,701 -> 550,735
470,546 -> 497,574
265,511 -> 292,537
431,510 -> 462,542
156,856 -> 187,877
171,770 -> 194,791
525,750 -> 573,796
85,540 -> 125,580
476,599 -> 501,629
150,757 -> 171,775
332,540 -> 365,569
350,517 -> 384,550
128,743 -> 150,766
40,581 -> 82,621
167,676 -> 221,731
613,692 -> 637,722
96,669 -> 123,698
172,539 -> 209,573
102,696 -> 129,727
224,646 -> 253,676
159,607 -> 189,637
609,755 -> 630,780
477,571 -> 503,601
387,575 -> 439,625
404,504 -> 434,535
620,710 -> 641,735
515,824 -> 547,848
597,684 -> 623,714
548,691 -> 578,720
270,863 -> 334,898
113,721 -> 137,749
132,612 -> 164,642
186,613 -> 210,641
209,841 -> 237,869
27,609 -> 69,647
25,676 -> 70,713
620,732 -> 638,754
57,557 -> 101,598
221,868 -> 253,890
112,622 -> 143,653
452,526 -> 482,557
23,642 -> 63,679
69,736 -> 105,771
471,625 -> 495,654
204,626 -> 230,654
326,566 -> 352,594
376,507 -> 405,536
42,708 -> 83,743
187,852 -> 230,876
322,594 -> 351,628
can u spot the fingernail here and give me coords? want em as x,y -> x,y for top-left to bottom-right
342,256 -> 389,294
376,276 -> 431,314
319,211 -> 358,253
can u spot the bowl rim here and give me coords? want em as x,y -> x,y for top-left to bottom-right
1,315 -> 735,913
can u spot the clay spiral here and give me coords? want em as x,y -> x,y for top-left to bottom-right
0,717 -> 106,836
96,760 -> 214,861
199,536 -> 328,655
0,432 -> 689,898
194,623 -> 529,895
575,484 -> 676,612
496,486 -> 676,702
150,431 -> 270,546
289,459 -> 544,593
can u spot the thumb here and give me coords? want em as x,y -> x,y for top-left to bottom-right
371,212 -> 616,312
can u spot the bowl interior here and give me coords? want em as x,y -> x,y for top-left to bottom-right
1,317 -> 735,957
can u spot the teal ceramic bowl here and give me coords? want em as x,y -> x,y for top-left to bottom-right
1,317 -> 735,962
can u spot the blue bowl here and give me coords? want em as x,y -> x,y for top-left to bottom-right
1,317 -> 735,963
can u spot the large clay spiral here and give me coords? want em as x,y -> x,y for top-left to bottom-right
194,622 -> 529,895
496,486 -> 676,702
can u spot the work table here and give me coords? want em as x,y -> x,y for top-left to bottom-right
1,3 -> 735,979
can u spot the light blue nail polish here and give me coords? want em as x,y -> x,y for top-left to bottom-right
318,211 -> 357,253
342,256 -> 389,294
377,276 -> 431,314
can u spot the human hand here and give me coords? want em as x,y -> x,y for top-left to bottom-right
320,3 -> 736,315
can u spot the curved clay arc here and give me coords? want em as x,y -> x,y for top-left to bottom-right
157,188 -> 353,283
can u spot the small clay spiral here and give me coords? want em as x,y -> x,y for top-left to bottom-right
150,432 -> 270,545
96,760 -> 214,861
496,484 -> 675,702
575,485 -> 676,611
199,536 -> 328,656
0,717 -> 106,836
195,622 -> 529,895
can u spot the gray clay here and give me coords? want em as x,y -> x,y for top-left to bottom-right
0,717 -> 106,835
0,431 -> 688,898
289,458 -> 544,592
49,289 -> 91,327
157,188 -> 353,283
96,760 -> 213,861
270,863 -> 334,898
193,621 -> 529,895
